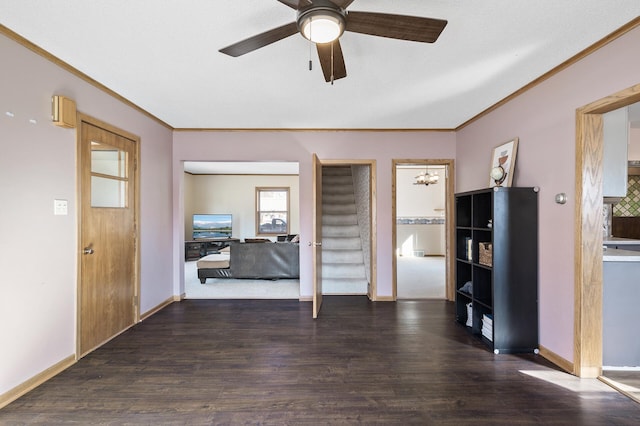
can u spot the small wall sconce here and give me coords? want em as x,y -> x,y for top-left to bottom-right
52,95 -> 77,128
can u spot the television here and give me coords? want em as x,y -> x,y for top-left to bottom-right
192,214 -> 232,239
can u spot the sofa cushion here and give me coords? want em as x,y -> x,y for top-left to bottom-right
229,242 -> 299,279
196,253 -> 230,269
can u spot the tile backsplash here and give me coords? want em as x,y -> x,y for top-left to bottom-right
614,175 -> 640,217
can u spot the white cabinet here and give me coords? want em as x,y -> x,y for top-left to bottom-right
603,260 -> 640,367
603,107 -> 629,199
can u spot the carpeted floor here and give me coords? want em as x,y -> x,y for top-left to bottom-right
185,255 -> 446,300
396,255 -> 446,299
184,261 -> 300,299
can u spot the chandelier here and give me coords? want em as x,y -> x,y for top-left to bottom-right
414,170 -> 440,186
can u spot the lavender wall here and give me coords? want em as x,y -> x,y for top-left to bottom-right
0,33 -> 173,396
457,26 -> 640,362
172,131 -> 456,299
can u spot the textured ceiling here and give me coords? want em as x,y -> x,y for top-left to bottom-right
1,1 -> 639,129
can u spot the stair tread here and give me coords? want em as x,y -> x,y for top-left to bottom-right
322,168 -> 352,176
322,206 -> 357,214
320,167 -> 369,294
321,262 -> 366,267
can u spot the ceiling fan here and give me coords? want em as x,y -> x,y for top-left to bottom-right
219,0 -> 447,83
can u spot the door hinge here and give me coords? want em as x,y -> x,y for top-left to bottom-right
133,295 -> 138,306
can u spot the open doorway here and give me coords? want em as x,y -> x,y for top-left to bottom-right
311,158 -> 377,318
182,161 -> 300,299
575,83 -> 640,378
392,160 -> 455,301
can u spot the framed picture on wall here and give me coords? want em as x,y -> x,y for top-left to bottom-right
489,137 -> 519,187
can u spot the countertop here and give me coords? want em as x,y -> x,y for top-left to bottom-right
603,237 -> 640,245
603,247 -> 640,262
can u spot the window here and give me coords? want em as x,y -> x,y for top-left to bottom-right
256,187 -> 289,235
90,140 -> 128,208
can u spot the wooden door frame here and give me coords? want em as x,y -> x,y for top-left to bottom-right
391,159 -> 455,301
315,158 -> 378,301
312,154 -> 323,318
76,113 -> 141,357
574,83 -> 640,377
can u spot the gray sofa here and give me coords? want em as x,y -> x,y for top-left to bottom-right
198,242 -> 299,282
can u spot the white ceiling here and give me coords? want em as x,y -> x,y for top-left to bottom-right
1,1 -> 639,129
184,161 -> 299,175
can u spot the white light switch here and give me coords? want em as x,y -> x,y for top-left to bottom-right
54,199 -> 68,215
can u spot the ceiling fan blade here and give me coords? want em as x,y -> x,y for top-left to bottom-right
346,11 -> 447,43
276,0 -> 312,9
316,40 -> 347,83
219,22 -> 299,57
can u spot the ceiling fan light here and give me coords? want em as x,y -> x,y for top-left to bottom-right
300,13 -> 344,44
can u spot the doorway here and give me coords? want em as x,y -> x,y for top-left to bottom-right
181,161 -> 300,299
312,158 -> 377,318
77,115 -> 140,357
575,82 -> 640,378
392,159 -> 455,301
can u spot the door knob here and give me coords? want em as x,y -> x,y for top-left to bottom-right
308,242 -> 322,247
83,247 -> 94,255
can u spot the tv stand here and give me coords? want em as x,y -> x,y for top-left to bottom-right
185,238 -> 240,261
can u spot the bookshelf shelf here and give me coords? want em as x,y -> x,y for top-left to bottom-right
454,187 -> 539,354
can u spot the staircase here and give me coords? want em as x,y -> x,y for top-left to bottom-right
321,166 -> 368,294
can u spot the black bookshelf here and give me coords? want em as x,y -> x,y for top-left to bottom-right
455,187 -> 539,354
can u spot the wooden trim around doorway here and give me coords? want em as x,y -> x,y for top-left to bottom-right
392,159 -> 455,301
318,159 -> 377,300
574,83 -> 640,377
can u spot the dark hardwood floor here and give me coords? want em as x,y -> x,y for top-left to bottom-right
2,297 -> 639,425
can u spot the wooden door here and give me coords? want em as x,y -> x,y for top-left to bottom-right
79,118 -> 138,357
312,154 -> 323,318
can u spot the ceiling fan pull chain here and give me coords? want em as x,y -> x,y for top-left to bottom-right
330,41 -> 335,85
309,21 -> 313,71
